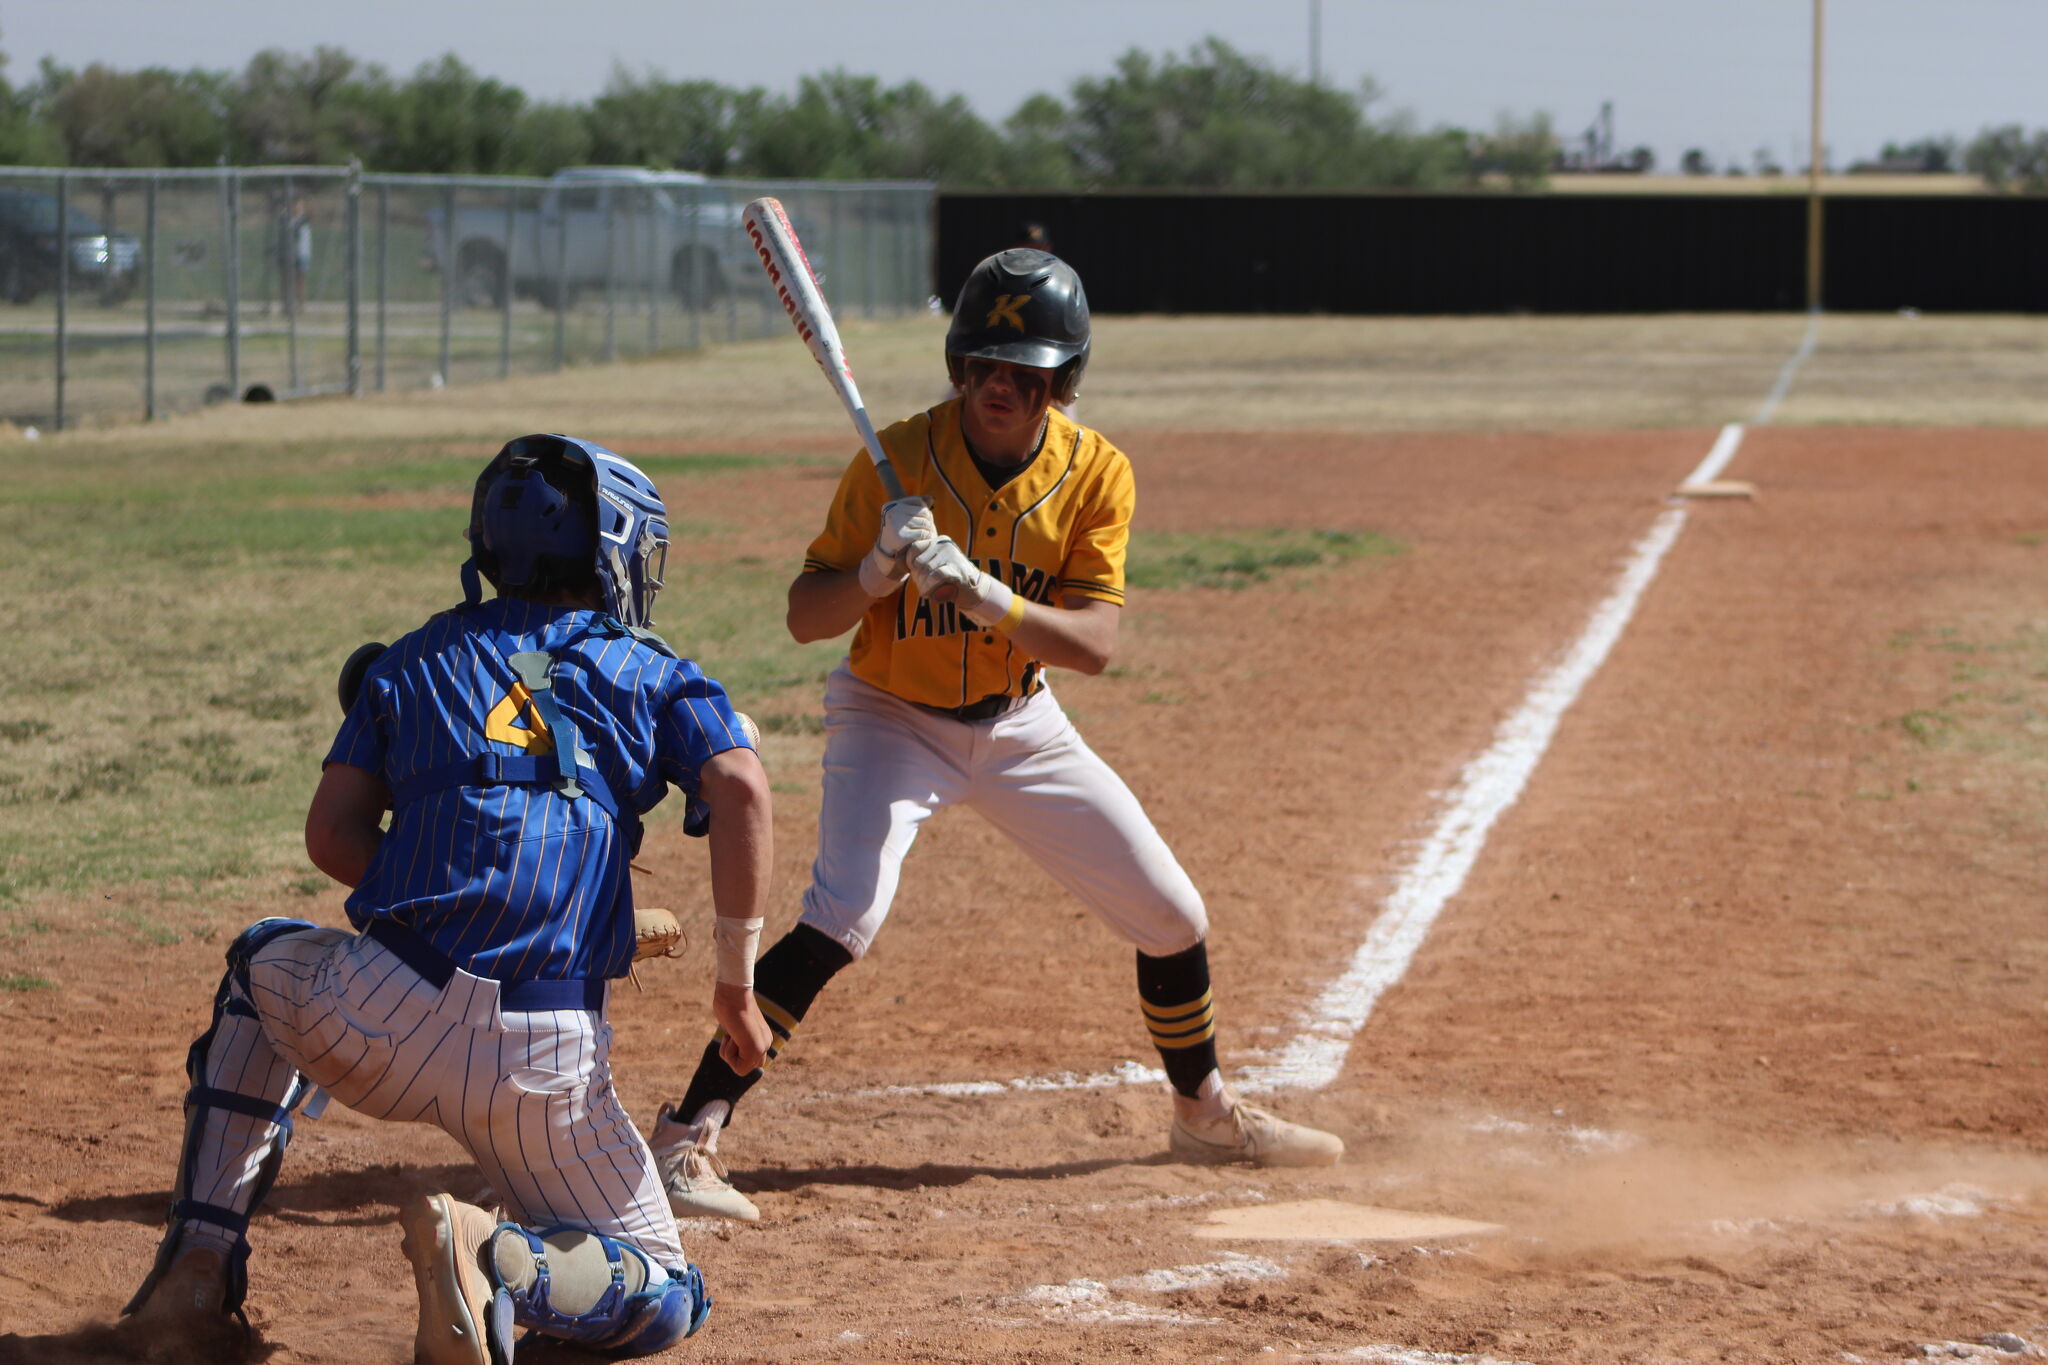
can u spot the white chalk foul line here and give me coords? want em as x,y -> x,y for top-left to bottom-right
1239,500 -> 1693,1093
1752,312 -> 1821,426
1685,421 -> 1747,487
1236,320 -> 1823,1093
854,1059 -> 1165,1100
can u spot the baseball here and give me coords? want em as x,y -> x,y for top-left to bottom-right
736,711 -> 762,748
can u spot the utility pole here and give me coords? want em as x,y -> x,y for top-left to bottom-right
1806,0 -> 1825,311
1309,0 -> 1322,85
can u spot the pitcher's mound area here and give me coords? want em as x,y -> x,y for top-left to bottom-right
1195,1199 -> 1505,1242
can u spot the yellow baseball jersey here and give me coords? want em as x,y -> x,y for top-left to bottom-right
802,399 -> 1133,709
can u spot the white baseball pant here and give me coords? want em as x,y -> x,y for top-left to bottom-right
178,925 -> 684,1266
798,664 -> 1208,960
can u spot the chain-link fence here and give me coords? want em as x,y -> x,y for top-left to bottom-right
0,165 -> 935,431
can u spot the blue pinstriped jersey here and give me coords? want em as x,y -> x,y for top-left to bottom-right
325,597 -> 751,983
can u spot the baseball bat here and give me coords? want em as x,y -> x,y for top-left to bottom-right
740,196 -> 908,501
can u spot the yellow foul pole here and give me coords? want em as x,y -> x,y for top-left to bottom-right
1806,0 -> 1826,311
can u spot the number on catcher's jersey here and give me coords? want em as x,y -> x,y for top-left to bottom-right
484,682 -> 555,755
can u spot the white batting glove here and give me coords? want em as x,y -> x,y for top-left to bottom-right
908,534 -> 980,597
877,497 -> 936,556
908,536 -> 1023,630
857,498 -> 936,597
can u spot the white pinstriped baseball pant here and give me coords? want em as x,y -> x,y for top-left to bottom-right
180,925 -> 685,1267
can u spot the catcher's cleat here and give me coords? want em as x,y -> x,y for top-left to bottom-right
652,1106 -> 761,1223
401,1192 -> 513,1365
119,1246 -> 245,1359
1170,1101 -> 1345,1169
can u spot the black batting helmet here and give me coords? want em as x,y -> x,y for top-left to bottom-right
946,248 -> 1090,405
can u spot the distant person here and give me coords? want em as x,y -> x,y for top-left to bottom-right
286,197 -> 312,313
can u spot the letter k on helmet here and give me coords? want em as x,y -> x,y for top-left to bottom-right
985,293 -> 1030,331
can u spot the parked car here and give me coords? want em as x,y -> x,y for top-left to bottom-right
0,189 -> 142,305
422,167 -> 767,310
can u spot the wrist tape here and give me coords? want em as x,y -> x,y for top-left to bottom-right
857,544 -> 908,597
963,578 -> 1026,632
713,916 -> 766,988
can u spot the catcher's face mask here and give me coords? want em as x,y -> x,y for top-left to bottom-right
595,473 -> 669,630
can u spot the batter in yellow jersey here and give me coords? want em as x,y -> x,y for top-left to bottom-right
803,398 -> 1131,710
648,250 -> 1343,1223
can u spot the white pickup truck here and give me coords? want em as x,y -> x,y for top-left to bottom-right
423,167 -> 759,310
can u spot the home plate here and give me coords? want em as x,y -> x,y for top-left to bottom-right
1193,1200 -> 1504,1242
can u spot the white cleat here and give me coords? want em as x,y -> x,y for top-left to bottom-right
653,1106 -> 762,1223
400,1191 -> 510,1365
1170,1100 -> 1345,1169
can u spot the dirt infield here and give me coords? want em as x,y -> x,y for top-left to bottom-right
4,389 -> 2045,1362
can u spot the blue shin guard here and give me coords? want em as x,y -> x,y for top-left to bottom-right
484,1224 -> 709,1354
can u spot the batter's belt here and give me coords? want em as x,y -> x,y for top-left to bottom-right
915,685 -> 1047,723
908,665 -> 1043,724
912,693 -> 1025,723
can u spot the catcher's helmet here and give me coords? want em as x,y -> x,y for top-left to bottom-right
946,248 -> 1089,405
463,434 -> 670,629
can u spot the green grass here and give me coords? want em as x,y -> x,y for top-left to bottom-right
0,432 -> 826,911
756,713 -> 826,736
0,973 -> 55,991
634,452 -> 839,478
1126,527 -> 1403,590
1899,708 -> 1957,744
1889,624 -> 2048,771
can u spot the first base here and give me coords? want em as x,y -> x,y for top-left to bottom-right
1674,479 -> 1757,500
1193,1199 -> 1504,1242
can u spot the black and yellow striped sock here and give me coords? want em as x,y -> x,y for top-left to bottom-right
1137,942 -> 1219,1099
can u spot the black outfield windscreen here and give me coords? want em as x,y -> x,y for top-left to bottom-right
938,193 -> 2048,314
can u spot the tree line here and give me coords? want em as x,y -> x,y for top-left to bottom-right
3,31 -> 2041,193
0,35 -> 1556,190
1668,132 -> 2048,191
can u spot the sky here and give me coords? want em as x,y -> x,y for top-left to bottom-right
4,0 -> 2044,174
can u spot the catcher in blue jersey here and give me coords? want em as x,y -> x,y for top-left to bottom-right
118,434 -> 774,1364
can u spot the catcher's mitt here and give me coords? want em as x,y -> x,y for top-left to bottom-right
633,906 -> 684,961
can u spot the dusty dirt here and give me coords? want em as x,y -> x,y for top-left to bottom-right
4,422 -> 2047,1364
